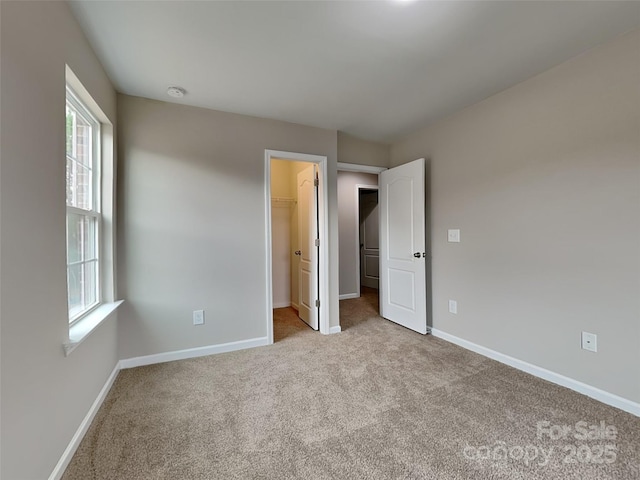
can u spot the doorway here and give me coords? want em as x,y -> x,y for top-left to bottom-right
357,186 -> 379,294
337,165 -> 384,302
265,150 -> 329,345
337,160 -> 428,336
337,164 -> 385,330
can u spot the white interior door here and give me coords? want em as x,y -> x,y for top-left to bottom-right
380,158 -> 427,334
359,189 -> 379,289
297,165 -> 319,330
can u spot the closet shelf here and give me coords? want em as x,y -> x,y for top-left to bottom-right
271,197 -> 296,208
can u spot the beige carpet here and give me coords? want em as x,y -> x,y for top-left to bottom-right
63,289 -> 639,479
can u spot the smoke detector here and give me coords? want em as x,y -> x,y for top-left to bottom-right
167,86 -> 186,98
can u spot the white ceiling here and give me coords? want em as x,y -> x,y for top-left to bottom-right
69,1 -> 640,143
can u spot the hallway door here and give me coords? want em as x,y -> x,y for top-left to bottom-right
297,164 -> 319,330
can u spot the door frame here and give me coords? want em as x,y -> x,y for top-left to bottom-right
265,150 -> 329,344
355,184 -> 379,297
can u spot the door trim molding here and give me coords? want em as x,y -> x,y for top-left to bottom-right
355,184 -> 379,296
265,150 -> 330,344
338,162 -> 387,174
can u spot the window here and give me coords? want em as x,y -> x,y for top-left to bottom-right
63,67 -> 120,354
66,87 -> 101,323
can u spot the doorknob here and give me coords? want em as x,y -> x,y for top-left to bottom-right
413,252 -> 421,258
294,250 -> 301,256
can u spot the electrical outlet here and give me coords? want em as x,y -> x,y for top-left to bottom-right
448,300 -> 458,314
581,331 -> 597,352
448,229 -> 460,243
193,309 -> 205,326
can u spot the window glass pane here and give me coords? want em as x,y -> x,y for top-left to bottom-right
66,106 -> 75,156
66,214 -> 81,264
66,157 -> 75,207
83,261 -> 97,308
75,118 -> 92,167
66,103 -> 92,166
66,160 -> 92,210
85,217 -> 97,261
68,261 -> 99,319
67,264 -> 82,318
67,214 -> 97,265
76,162 -> 92,210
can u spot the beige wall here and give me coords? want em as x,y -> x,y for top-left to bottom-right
338,132 -> 390,168
117,95 -> 339,360
0,2 -> 119,479
271,160 -> 294,307
391,30 -> 640,403
338,172 -> 379,297
271,203 -> 291,308
270,159 -> 294,198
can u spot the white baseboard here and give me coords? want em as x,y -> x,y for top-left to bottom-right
291,302 -> 299,311
273,302 -> 291,309
119,336 -> 270,369
430,328 -> 640,417
329,325 -> 342,334
339,293 -> 360,300
49,363 -> 120,480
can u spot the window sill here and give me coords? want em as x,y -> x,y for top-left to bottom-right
64,300 -> 123,356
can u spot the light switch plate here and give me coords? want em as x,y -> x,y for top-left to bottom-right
448,300 -> 458,314
448,229 -> 460,243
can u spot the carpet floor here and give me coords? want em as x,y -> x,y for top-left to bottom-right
62,289 -> 639,479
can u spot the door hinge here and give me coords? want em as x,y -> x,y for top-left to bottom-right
314,238 -> 320,247
315,299 -> 320,308
314,177 -> 319,187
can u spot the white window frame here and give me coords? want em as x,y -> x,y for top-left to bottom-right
66,86 -> 102,325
